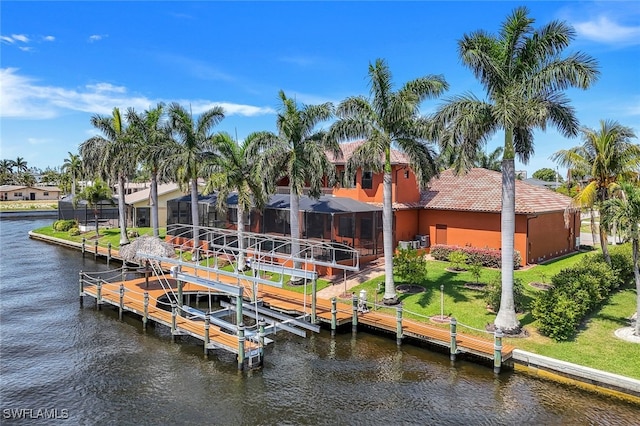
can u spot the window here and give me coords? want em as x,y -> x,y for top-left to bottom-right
14,192 -> 22,197
360,217 -> 372,240
361,171 -> 373,189
339,216 -> 354,238
43,192 -> 49,196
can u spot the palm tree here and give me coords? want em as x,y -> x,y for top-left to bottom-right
204,132 -> 267,271
329,58 -> 448,304
434,7 -> 599,332
13,157 -> 28,173
62,152 -> 83,197
476,147 -> 503,172
602,181 -> 640,335
552,120 -> 640,264
80,107 -> 136,246
249,90 -> 336,278
74,178 -> 114,238
127,103 -> 172,238
166,103 -> 225,251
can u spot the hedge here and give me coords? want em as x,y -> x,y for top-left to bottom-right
430,244 -> 521,269
532,246 -> 632,341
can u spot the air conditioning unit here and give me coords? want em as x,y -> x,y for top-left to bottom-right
411,240 -> 420,249
415,235 -> 429,248
398,241 -> 411,250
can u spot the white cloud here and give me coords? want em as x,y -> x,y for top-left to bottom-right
0,68 -> 275,119
43,35 -> 55,42
1,35 -> 15,44
279,55 -> 317,67
18,46 -> 33,52
88,34 -> 106,42
11,34 -> 29,43
27,137 -> 52,145
574,16 -> 640,45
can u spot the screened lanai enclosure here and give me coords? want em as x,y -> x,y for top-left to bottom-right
165,193 -> 383,258
57,195 -> 120,226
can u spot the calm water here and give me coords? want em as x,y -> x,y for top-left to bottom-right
0,218 -> 638,425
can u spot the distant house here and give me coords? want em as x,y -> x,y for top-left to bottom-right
0,185 -> 62,201
523,177 -> 562,190
124,183 -> 187,228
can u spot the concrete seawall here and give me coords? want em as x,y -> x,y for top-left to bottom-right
0,210 -> 58,219
512,350 -> 640,403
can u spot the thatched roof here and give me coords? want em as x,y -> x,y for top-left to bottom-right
119,235 -> 176,264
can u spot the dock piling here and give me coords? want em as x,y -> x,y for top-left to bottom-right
107,242 -> 111,265
331,297 -> 337,337
94,240 -> 98,259
259,320 -> 266,364
237,323 -> 245,370
118,283 -> 124,320
450,317 -> 457,361
204,315 -> 210,356
396,305 -> 403,346
351,293 -> 358,333
171,303 -> 177,342
143,292 -> 149,330
96,281 -> 102,310
81,238 -> 86,257
494,328 -> 503,374
79,271 -> 84,306
311,278 -> 317,324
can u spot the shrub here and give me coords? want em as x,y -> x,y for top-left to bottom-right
484,273 -> 526,313
431,244 -> 521,269
608,243 -> 634,288
53,219 -> 77,232
127,229 -> 140,238
468,262 -> 483,284
68,227 -> 80,236
448,250 -> 467,271
393,248 -> 428,283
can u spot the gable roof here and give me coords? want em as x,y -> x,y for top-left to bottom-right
125,183 -> 183,205
422,168 -> 573,214
0,185 -> 61,192
326,140 -> 410,165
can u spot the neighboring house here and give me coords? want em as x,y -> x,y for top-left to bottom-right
0,185 -> 62,201
162,140 -> 579,267
523,177 -> 562,190
124,183 -> 187,228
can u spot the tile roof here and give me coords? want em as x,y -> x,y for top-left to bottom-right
327,140 -> 410,165
421,168 -> 574,214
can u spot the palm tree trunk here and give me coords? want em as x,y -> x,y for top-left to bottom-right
117,174 -> 129,246
237,203 -> 246,271
599,217 -> 611,265
150,171 -> 159,238
494,157 -> 520,333
382,169 -> 397,304
290,187 -> 302,282
94,210 -> 99,238
634,238 -> 639,336
589,208 -> 597,248
190,178 -> 200,257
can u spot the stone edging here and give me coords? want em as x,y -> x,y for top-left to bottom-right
512,349 -> 640,403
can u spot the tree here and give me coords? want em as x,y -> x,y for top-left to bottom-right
602,182 -> 640,336
532,167 -> 563,182
434,7 -> 599,333
81,107 -> 136,246
127,103 -> 172,238
74,178 -> 114,238
13,157 -> 28,173
552,120 -> 640,264
62,152 -> 83,197
475,146 -> 503,172
166,103 -> 225,252
204,132 -> 267,271
40,167 -> 61,186
330,58 -> 448,304
249,91 -> 336,279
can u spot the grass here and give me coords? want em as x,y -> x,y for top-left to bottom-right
0,200 -> 58,211
33,225 -> 166,248
344,250 -> 639,379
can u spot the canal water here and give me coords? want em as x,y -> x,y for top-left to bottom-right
0,218 -> 638,424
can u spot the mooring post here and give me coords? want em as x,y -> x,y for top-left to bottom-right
144,260 -> 150,288
171,302 -> 177,342
450,317 -> 457,361
258,320 -> 266,364
351,293 -> 358,333
311,278 -> 317,324
331,297 -> 337,337
96,281 -> 102,310
494,328 -> 503,374
396,304 -> 403,346
177,278 -> 183,316
237,323 -> 245,370
78,271 -> 84,306
142,292 -> 149,330
107,242 -> 111,265
118,283 -> 124,320
81,237 -> 86,257
204,314 -> 210,357
94,239 -> 98,259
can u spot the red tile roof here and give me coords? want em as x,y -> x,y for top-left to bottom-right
422,168 -> 574,214
327,140 -> 410,165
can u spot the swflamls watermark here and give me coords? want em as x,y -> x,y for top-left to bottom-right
2,408 -> 69,420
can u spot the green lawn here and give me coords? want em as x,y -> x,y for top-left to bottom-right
345,251 -> 639,379
34,225 -> 166,248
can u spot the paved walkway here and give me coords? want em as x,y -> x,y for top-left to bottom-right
318,263 -> 386,299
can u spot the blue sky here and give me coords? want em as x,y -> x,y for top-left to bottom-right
1,1 -> 639,177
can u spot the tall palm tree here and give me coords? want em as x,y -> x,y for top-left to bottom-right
249,90 -> 337,278
62,152 -> 83,197
602,181 -> 640,336
434,7 -> 599,332
476,147 -> 504,172
552,120 -> 640,264
329,58 -> 448,304
74,178 -> 114,238
80,107 -> 136,246
166,103 -> 225,250
204,132 -> 267,271
127,103 -> 172,238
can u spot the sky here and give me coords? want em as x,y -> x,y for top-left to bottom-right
1,1 -> 639,178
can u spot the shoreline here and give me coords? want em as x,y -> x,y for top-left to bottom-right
27,230 -> 640,404
0,210 -> 58,219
